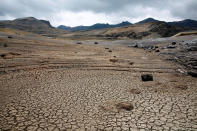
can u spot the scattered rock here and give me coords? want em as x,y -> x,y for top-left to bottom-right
0,52 -> 21,59
133,44 -> 138,48
187,71 -> 197,77
128,43 -> 138,48
141,74 -> 153,81
172,42 -> 176,45
187,46 -> 197,51
166,45 -> 176,49
8,36 -> 13,39
0,54 -> 6,58
9,52 -> 21,56
3,43 -> 8,47
187,60 -> 197,66
109,59 -> 118,63
155,50 -> 160,52
129,62 -> 134,65
148,46 -> 156,50
116,102 -> 134,111
129,89 -> 141,94
175,85 -> 188,90
177,69 -> 187,74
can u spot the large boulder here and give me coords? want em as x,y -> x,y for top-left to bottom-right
141,74 -> 153,81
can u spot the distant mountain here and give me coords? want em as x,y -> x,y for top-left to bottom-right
0,17 -> 65,35
168,19 -> 197,29
136,18 -> 158,24
58,21 -> 132,31
0,16 -> 196,39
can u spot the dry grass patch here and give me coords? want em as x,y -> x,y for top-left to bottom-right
174,31 -> 197,37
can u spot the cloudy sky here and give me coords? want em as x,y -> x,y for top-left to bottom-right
0,0 -> 196,27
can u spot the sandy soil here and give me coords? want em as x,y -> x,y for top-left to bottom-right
0,33 -> 197,130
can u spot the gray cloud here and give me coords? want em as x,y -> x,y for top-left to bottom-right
0,0 -> 196,26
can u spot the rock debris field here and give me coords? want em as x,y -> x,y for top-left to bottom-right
0,34 -> 197,130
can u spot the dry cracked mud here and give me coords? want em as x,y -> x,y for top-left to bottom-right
0,34 -> 197,130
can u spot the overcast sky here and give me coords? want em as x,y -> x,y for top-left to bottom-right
0,0 -> 196,27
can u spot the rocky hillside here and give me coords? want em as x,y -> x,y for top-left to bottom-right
101,21 -> 188,39
0,17 -> 66,36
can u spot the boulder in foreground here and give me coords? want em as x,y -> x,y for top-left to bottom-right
141,74 -> 153,81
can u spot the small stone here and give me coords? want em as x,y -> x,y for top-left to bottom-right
175,85 -> 188,90
129,89 -> 141,94
129,62 -> 134,65
109,59 -> 118,63
166,45 -> 176,49
187,46 -> 197,51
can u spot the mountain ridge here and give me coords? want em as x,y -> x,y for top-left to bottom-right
58,21 -> 132,31
168,19 -> 197,28
58,18 -> 197,31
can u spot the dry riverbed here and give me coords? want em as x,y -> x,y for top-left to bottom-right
0,34 -> 197,130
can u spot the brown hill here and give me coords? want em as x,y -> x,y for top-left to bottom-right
0,17 -> 67,37
102,21 -> 189,39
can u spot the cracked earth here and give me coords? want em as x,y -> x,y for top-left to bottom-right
0,35 -> 197,130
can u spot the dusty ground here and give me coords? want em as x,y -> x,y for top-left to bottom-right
0,33 -> 197,130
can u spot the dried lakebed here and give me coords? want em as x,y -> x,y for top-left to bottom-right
0,34 -> 197,130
